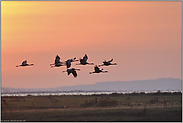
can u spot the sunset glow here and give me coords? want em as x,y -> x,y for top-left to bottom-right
1,1 -> 181,88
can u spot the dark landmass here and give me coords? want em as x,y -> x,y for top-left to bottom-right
1,92 -> 182,121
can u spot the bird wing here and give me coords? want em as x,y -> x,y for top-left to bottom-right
80,59 -> 85,64
55,56 -> 61,64
83,54 -> 88,62
22,60 -> 27,65
94,66 -> 100,72
66,60 -> 71,68
56,55 -> 60,59
67,70 -> 71,75
108,59 -> 113,63
72,70 -> 77,78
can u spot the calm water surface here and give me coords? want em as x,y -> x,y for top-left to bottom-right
1,90 -> 181,96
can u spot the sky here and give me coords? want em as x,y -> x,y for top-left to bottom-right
1,1 -> 182,89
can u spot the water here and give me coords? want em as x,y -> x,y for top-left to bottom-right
1,90 -> 182,97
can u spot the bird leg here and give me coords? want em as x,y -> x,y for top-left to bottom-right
51,65 -> 57,68
50,63 -> 55,66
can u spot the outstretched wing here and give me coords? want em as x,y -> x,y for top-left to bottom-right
55,55 -> 61,64
66,60 -> 71,68
22,60 -> 27,65
80,59 -> 85,64
108,59 -> 113,63
72,70 -> 77,78
67,70 -> 71,75
94,66 -> 100,72
83,54 -> 88,62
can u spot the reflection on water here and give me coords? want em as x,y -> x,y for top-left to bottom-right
1,90 -> 182,97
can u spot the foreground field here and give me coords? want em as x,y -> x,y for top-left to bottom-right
1,92 -> 182,121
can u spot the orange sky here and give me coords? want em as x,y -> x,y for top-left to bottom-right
1,1 -> 182,88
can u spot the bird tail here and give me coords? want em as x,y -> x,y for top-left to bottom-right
51,65 -> 55,68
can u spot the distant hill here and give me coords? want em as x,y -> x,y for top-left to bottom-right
54,78 -> 182,92
1,78 -> 182,94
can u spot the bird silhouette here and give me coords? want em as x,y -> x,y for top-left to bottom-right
50,55 -> 65,68
55,55 -> 61,64
16,60 -> 34,67
98,58 -> 117,67
65,57 -> 78,68
63,68 -> 80,78
89,65 -> 108,74
66,57 -> 78,62
76,54 -> 94,65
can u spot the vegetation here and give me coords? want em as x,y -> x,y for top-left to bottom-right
1,91 -> 182,121
80,97 -> 118,108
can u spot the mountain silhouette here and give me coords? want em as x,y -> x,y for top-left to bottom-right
1,78 -> 182,94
